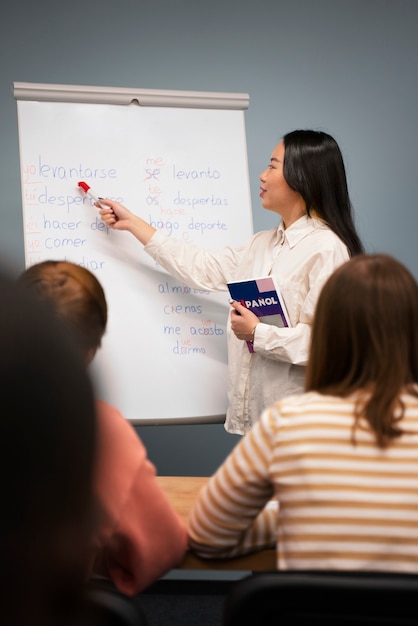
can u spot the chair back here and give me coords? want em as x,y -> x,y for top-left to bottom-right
84,580 -> 148,626
223,571 -> 418,625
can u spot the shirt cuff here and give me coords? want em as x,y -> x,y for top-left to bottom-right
144,229 -> 167,255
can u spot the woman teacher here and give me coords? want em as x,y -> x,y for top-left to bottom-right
98,130 -> 364,434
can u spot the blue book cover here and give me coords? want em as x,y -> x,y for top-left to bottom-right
227,276 -> 290,352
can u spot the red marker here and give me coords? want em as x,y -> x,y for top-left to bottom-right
78,181 -> 105,208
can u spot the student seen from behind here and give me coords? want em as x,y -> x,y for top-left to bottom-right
18,260 -> 188,596
187,254 -> 418,572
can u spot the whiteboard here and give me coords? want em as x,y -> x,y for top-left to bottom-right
14,82 -> 253,424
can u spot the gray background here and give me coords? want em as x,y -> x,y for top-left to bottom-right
1,0 -> 417,475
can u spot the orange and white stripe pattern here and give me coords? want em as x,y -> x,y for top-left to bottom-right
188,390 -> 418,572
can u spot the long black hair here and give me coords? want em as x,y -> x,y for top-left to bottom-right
283,130 -> 364,256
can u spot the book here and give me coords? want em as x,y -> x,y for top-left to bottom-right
227,275 -> 290,353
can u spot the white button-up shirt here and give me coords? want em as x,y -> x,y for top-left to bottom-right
145,215 -> 349,434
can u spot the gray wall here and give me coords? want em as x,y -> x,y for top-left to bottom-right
1,0 -> 417,475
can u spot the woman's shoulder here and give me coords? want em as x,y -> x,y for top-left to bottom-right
309,217 -> 349,246
264,391 -> 356,426
285,216 -> 349,256
95,399 -> 147,458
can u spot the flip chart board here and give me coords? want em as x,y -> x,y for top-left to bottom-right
13,82 -> 253,424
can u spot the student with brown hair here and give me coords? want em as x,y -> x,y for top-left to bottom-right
18,260 -> 188,596
187,254 -> 418,573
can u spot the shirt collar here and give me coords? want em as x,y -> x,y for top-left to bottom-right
275,214 -> 325,249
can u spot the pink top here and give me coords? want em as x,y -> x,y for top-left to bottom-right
92,400 -> 188,595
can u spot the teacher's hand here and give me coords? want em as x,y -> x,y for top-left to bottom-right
97,199 -> 133,228
230,300 -> 259,342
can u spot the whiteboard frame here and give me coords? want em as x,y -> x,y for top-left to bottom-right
13,81 -> 249,110
130,414 -> 226,426
14,81 -> 252,425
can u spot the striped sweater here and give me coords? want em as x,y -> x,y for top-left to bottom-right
188,390 -> 418,572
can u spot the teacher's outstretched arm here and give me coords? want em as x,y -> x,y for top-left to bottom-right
98,198 -> 156,245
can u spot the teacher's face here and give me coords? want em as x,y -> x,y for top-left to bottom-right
259,142 -> 304,222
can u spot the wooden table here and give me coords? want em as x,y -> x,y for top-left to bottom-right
156,476 -> 276,571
